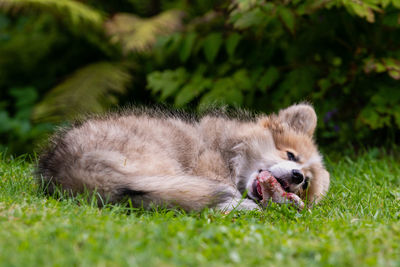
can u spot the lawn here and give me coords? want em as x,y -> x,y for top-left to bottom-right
0,151 -> 399,267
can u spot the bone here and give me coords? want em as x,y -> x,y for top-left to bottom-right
257,171 -> 304,210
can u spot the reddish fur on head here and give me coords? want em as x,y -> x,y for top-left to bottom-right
257,103 -> 330,205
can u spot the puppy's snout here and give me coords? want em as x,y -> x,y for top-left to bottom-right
291,169 -> 304,184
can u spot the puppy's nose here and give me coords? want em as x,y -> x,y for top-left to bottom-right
292,169 -> 304,184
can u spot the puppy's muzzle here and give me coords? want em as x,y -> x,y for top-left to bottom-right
291,169 -> 304,184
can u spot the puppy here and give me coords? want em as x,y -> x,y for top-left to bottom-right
37,104 -> 329,211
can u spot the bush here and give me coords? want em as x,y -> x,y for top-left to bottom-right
146,0 -> 400,147
0,0 -> 399,154
0,87 -> 52,154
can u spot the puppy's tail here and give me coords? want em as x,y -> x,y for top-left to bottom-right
37,150 -> 235,211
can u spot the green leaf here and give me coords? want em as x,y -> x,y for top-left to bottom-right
278,7 -> 295,33
273,68 -> 316,107
392,0 -> 400,8
9,87 -> 37,111
200,88 -> 243,108
203,33 -> 223,63
345,1 -> 376,22
375,62 -> 386,73
0,111 -> 12,132
199,78 -> 243,107
174,75 -> 212,107
0,0 -> 104,28
381,0 -> 391,8
179,32 -> 197,62
382,12 -> 400,27
9,87 -> 38,120
105,10 -> 184,53
257,67 -> 280,92
332,57 -> 342,66
383,58 -> 400,69
147,68 -> 187,101
388,69 -> 400,79
359,107 -> 386,129
232,69 -> 252,91
318,78 -> 331,91
225,33 -> 242,58
33,62 -> 131,123
230,7 -> 267,29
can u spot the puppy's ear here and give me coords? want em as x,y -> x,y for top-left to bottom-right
278,103 -> 317,137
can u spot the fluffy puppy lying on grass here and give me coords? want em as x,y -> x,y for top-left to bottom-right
37,104 -> 329,211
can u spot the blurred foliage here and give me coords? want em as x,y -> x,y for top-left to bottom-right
0,0 -> 399,155
32,61 -> 132,122
0,87 -> 52,153
0,0 -> 104,28
105,9 -> 184,53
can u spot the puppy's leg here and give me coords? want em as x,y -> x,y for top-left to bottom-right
214,187 -> 261,212
216,198 -> 260,212
123,178 -> 261,212
120,175 -> 247,212
41,150 -> 260,212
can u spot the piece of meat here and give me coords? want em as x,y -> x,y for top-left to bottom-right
257,171 -> 304,210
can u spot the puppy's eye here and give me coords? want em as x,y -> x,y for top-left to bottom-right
287,151 -> 296,161
302,177 -> 310,190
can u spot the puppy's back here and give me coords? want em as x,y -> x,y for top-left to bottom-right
37,113 -> 202,195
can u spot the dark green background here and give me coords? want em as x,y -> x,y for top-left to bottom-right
0,0 -> 399,155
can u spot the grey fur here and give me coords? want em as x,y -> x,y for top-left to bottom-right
37,104 -> 329,212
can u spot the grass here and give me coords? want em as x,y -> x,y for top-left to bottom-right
0,151 -> 400,267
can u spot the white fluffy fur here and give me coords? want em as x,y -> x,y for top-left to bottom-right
37,104 -> 329,211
